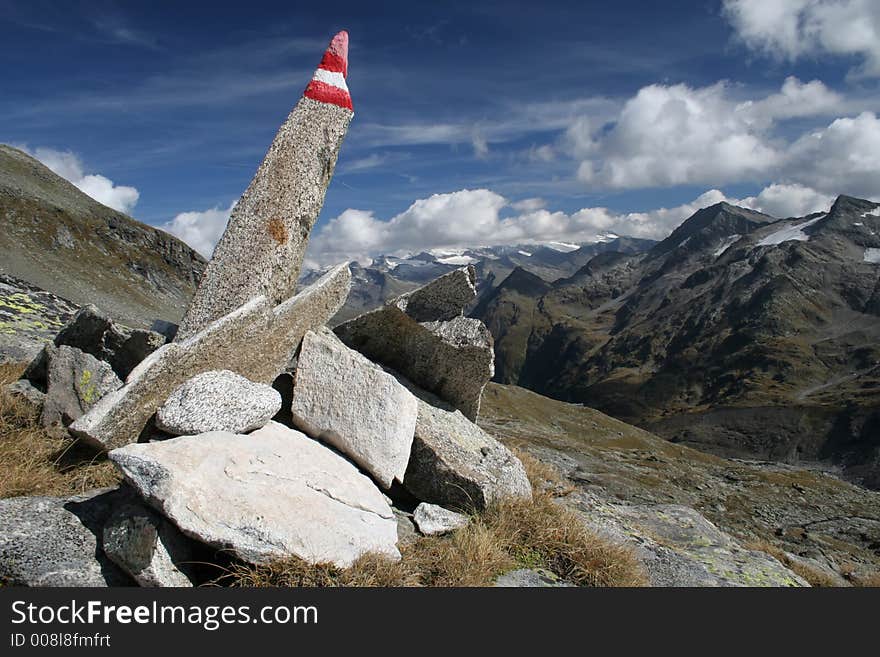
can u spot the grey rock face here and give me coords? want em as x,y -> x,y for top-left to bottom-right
0,488 -> 133,586
291,329 -> 417,489
156,370 -> 281,436
40,344 -> 122,434
336,266 -> 494,421
0,274 -> 79,365
109,421 -> 399,567
494,569 -> 575,587
393,266 -> 478,322
176,33 -> 354,340
403,395 -> 531,511
565,492 -> 809,587
413,503 -> 469,536
54,304 -> 166,380
70,263 -> 350,450
5,379 -> 45,413
103,502 -> 195,587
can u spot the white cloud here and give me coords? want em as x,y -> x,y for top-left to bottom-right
566,77 -> 880,197
160,203 -> 234,257
784,111 -> 880,199
23,146 -> 140,213
738,183 -> 834,217
723,0 -> 880,78
511,197 -> 547,212
573,78 -> 847,190
304,185 -> 838,267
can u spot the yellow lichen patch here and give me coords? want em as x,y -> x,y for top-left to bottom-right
0,293 -> 47,315
78,369 -> 98,405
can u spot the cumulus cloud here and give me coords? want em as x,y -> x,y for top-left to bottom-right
160,203 -> 234,257
303,185 -> 839,267
723,0 -> 880,78
23,147 -> 140,213
784,111 -> 880,199
738,183 -> 835,218
573,77 -> 848,190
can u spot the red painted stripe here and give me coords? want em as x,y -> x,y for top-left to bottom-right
303,79 -> 353,110
319,51 -> 347,76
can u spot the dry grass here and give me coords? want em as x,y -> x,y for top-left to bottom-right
851,572 -> 880,587
745,539 -> 844,587
0,362 -> 119,499
227,454 -> 648,588
512,447 -> 576,497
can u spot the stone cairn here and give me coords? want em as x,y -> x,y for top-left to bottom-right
0,31 -> 530,587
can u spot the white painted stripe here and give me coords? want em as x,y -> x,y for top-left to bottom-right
312,68 -> 348,91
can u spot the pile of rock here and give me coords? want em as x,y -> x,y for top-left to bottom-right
0,31 -> 530,587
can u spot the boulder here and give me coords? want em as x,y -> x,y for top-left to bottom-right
4,379 -> 45,414
413,503 -> 469,536
403,393 -> 532,511
156,370 -> 281,436
176,31 -> 354,340
393,266 -> 478,322
53,304 -> 166,380
0,488 -> 133,586
103,502 -> 195,587
291,329 -> 417,489
109,421 -> 399,568
335,267 -> 493,420
70,263 -> 350,450
40,345 -> 122,433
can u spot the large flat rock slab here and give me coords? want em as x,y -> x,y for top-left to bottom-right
335,267 -> 493,421
109,421 -> 399,568
291,329 -> 417,489
176,32 -> 354,340
70,263 -> 350,450
0,488 -> 133,587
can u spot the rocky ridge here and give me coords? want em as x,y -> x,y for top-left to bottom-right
474,197 -> 880,487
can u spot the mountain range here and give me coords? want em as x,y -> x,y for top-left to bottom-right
473,197 -> 880,487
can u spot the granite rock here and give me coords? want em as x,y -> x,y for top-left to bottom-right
176,32 -> 354,340
413,503 -> 469,536
103,502 -> 195,587
335,267 -> 493,421
403,393 -> 531,511
156,370 -> 281,436
70,263 -> 350,450
0,488 -> 133,587
54,304 -> 166,380
291,329 -> 417,489
109,421 -> 399,567
40,345 -> 122,433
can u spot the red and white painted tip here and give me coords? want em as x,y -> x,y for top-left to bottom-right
303,30 -> 352,111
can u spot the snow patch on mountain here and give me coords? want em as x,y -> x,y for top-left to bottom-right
713,234 -> 741,257
436,254 -> 478,266
865,248 -> 880,264
545,241 -> 580,253
757,215 -> 825,247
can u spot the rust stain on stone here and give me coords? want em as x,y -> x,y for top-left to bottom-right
267,217 -> 288,245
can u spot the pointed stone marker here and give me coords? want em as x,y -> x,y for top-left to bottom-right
176,31 -> 354,341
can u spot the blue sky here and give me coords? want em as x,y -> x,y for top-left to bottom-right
2,0 -> 879,263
